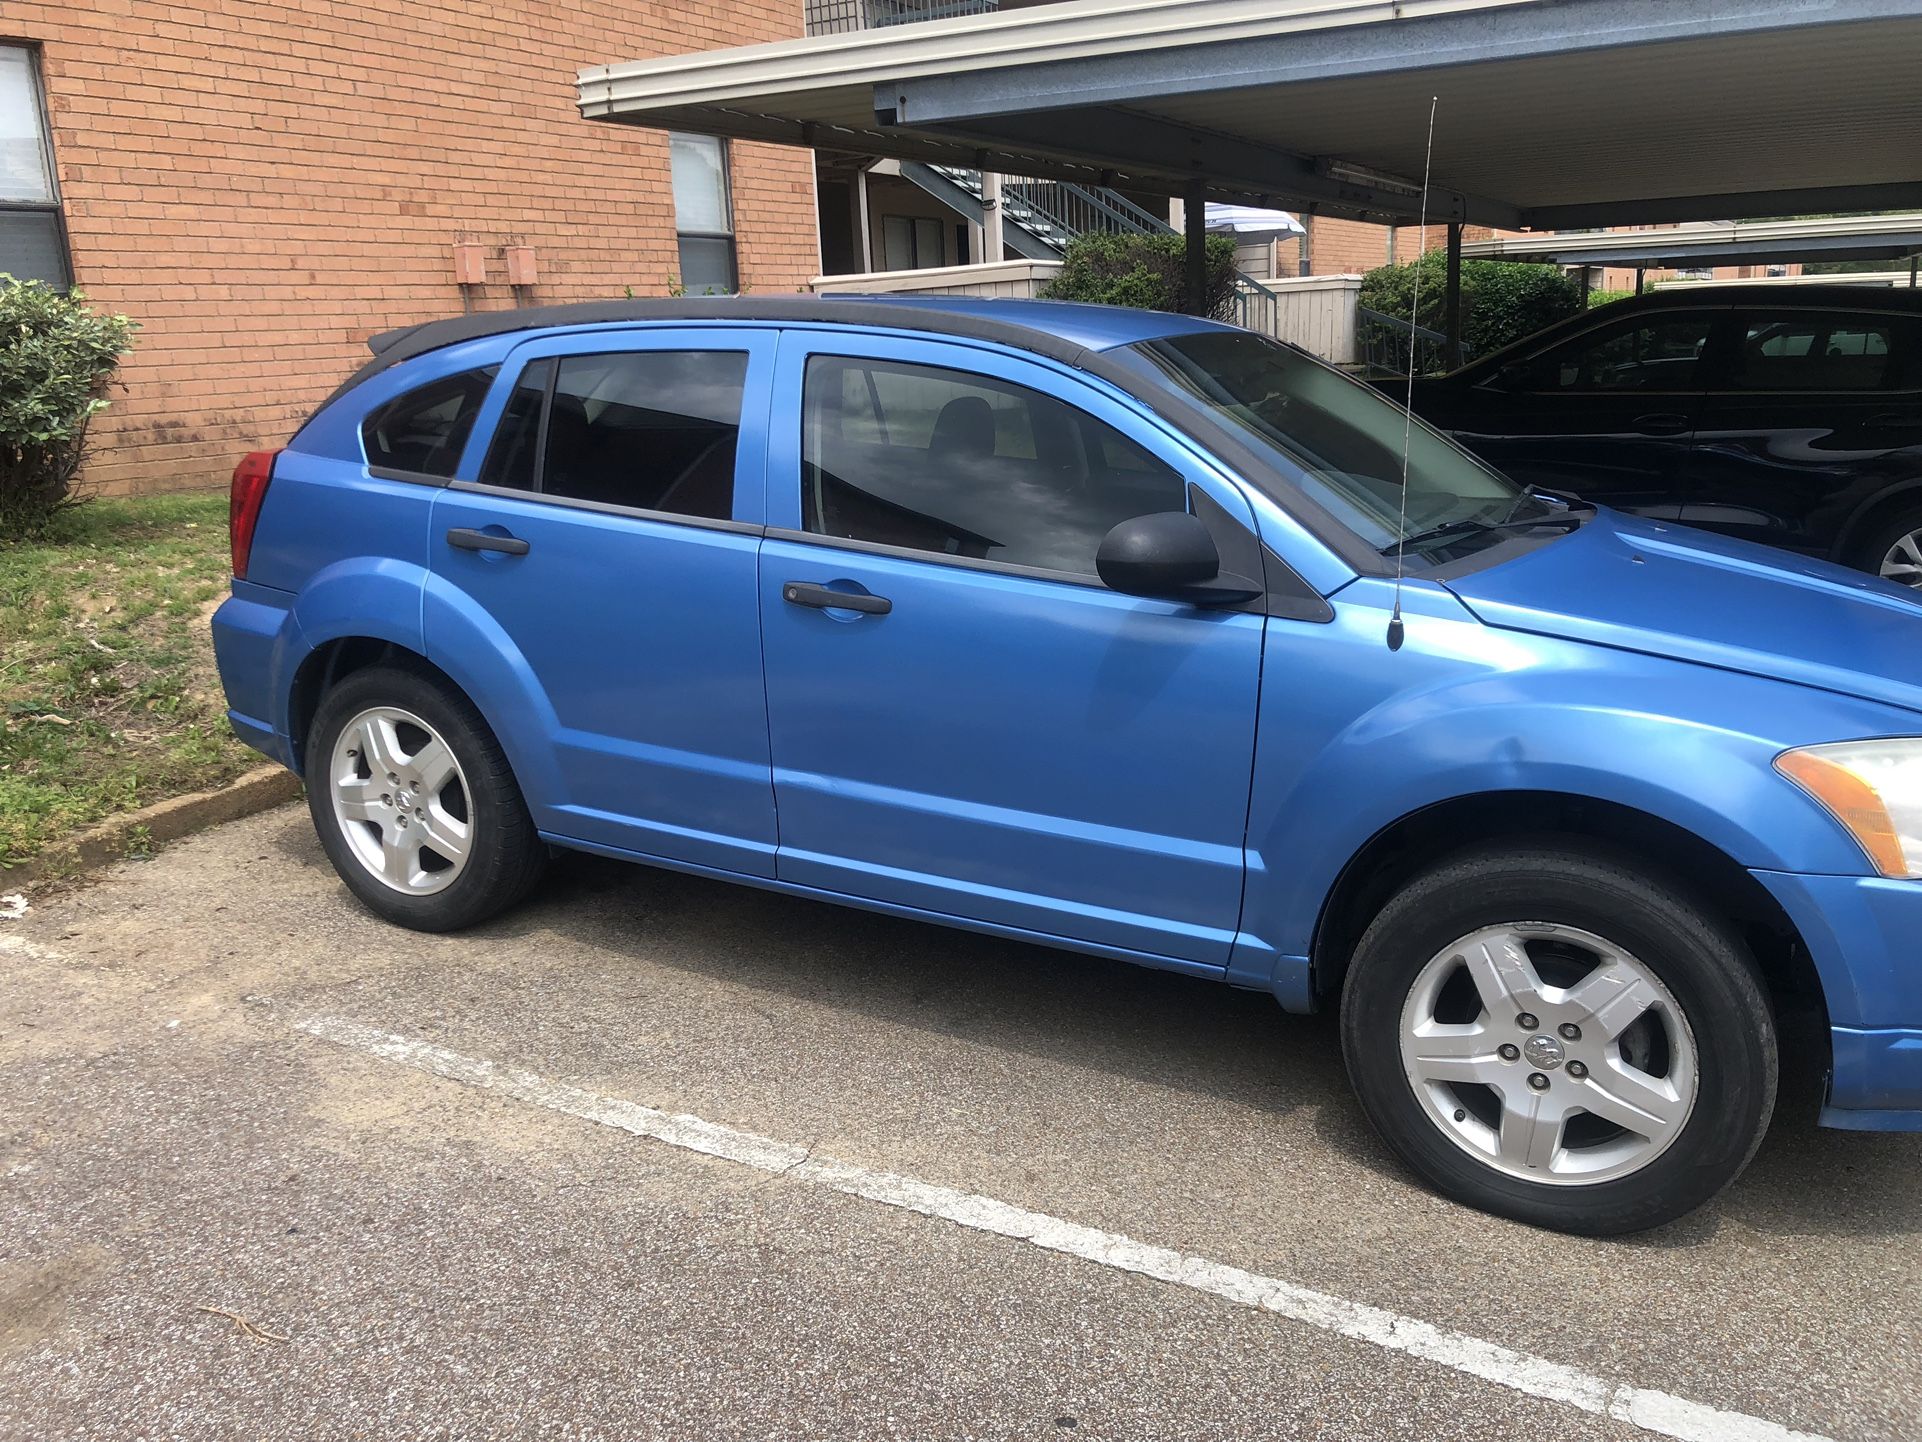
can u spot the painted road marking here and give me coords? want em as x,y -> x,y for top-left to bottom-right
295,1011 -> 1831,1442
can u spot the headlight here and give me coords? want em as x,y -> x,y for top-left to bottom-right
1776,740 -> 1922,878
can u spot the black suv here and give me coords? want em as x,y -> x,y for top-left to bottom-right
1407,286 -> 1922,583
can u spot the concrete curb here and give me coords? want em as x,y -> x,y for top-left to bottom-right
13,764 -> 304,888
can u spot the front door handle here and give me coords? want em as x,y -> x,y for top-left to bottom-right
446,527 -> 530,556
1632,412 -> 1691,437
783,581 -> 891,615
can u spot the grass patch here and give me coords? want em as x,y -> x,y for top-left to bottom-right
1,492 -> 255,870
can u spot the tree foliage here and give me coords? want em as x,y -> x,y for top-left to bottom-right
1359,252 -> 1583,369
0,277 -> 136,536
1040,232 -> 1241,321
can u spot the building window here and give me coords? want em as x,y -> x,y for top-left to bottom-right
670,133 -> 737,295
0,47 -> 69,288
881,215 -> 946,270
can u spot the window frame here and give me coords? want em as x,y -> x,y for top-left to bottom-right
0,44 -> 73,290
767,330 -> 1267,597
1492,308 -> 1726,397
444,326 -> 780,534
668,132 -> 738,297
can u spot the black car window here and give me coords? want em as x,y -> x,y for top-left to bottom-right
802,355 -> 1186,576
1505,314 -> 1716,394
361,366 -> 498,476
478,359 -> 553,491
535,351 -> 748,519
1730,314 -> 1905,392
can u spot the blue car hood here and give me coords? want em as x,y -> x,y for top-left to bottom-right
1443,511 -> 1922,718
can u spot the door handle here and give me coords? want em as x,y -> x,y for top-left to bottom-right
1632,412 -> 1691,437
445,527 -> 530,556
783,581 -> 891,615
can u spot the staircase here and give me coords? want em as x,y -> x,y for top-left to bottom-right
898,163 -> 1281,335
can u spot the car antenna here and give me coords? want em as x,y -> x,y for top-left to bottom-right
1387,95 -> 1440,654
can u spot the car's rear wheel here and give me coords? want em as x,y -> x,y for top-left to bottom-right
1339,843 -> 1776,1235
306,664 -> 545,931
1849,505 -> 1922,588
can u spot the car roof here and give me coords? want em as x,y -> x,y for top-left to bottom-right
337,295 -> 1228,405
1595,283 -> 1922,312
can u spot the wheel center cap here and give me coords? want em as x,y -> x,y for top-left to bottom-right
1523,1034 -> 1565,1070
394,788 -> 415,811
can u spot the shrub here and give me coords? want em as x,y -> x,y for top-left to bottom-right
1040,232 -> 1240,321
1588,288 -> 1637,310
1359,252 -> 1583,369
0,277 -> 136,536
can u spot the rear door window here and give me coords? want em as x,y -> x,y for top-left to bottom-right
801,354 -> 1186,576
361,366 -> 498,476
1728,313 -> 1912,392
475,350 -> 749,520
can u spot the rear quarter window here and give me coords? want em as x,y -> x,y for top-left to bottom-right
361,367 -> 498,476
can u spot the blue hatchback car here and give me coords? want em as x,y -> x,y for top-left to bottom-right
214,296 -> 1922,1234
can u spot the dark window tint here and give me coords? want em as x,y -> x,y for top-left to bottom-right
540,351 -> 746,518
1730,314 -> 1907,392
479,359 -> 552,490
802,356 -> 1185,576
361,367 -> 497,476
1508,314 -> 1715,393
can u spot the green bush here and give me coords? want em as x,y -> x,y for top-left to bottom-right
1587,288 -> 1636,309
1040,232 -> 1240,321
1359,252 -> 1583,368
0,277 -> 136,537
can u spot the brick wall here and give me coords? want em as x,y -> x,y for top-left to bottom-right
7,0 -> 819,496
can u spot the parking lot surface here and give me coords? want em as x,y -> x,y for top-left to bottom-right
2,806 -> 1918,1441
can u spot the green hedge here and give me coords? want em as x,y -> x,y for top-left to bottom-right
0,278 -> 136,536
1040,232 -> 1240,321
1359,252 -> 1583,368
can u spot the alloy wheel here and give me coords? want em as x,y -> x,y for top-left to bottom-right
1397,922 -> 1698,1186
1879,529 -> 1922,587
327,705 -> 473,895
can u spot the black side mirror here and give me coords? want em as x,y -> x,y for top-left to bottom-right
1095,512 -> 1263,606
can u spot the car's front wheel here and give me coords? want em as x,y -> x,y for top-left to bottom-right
306,663 -> 546,931
1339,843 -> 1776,1235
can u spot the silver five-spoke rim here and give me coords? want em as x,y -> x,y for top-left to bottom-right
329,706 -> 472,896
1879,529 -> 1922,587
1398,923 -> 1698,1186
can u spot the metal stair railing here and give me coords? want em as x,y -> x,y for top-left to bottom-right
1357,305 -> 1453,377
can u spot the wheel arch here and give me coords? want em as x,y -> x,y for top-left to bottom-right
1828,477 -> 1922,567
289,640 -> 475,775
1309,790 -> 1827,1039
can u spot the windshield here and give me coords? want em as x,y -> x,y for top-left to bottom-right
1125,330 -> 1558,556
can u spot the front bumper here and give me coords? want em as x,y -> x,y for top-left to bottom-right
1754,869 -> 1922,1132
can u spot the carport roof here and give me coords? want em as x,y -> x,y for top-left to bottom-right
578,0 -> 1922,229
1460,215 -> 1922,269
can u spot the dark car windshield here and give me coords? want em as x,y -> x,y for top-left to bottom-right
1124,330 -> 1558,556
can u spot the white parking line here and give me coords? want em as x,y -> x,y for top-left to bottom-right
294,1011 -> 1830,1442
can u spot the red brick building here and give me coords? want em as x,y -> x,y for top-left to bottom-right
1,1 -> 821,497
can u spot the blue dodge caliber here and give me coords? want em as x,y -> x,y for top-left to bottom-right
215,297 -> 1922,1234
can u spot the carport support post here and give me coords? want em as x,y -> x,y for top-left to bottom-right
1444,223 -> 1465,369
1184,181 -> 1207,316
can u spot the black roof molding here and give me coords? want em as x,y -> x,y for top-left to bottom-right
331,296 -> 1115,408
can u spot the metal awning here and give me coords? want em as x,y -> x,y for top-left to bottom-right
1461,215 -> 1922,269
579,0 -> 1922,228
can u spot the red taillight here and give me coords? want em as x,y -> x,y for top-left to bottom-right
229,449 -> 281,580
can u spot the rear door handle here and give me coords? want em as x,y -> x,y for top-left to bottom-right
1632,412 -> 1691,437
783,581 -> 891,615
445,527 -> 530,556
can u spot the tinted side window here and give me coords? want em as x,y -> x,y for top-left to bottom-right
540,351 -> 747,519
1730,313 -> 1908,392
802,355 -> 1186,576
479,359 -> 552,491
361,367 -> 498,476
1509,315 -> 1715,393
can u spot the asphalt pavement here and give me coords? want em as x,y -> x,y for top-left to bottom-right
1,805 -> 1917,1440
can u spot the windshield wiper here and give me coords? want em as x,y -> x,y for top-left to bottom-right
1381,509 -> 1589,556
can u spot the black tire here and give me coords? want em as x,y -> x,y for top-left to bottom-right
305,663 -> 545,931
1845,505 -> 1922,588
1339,842 -> 1776,1236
